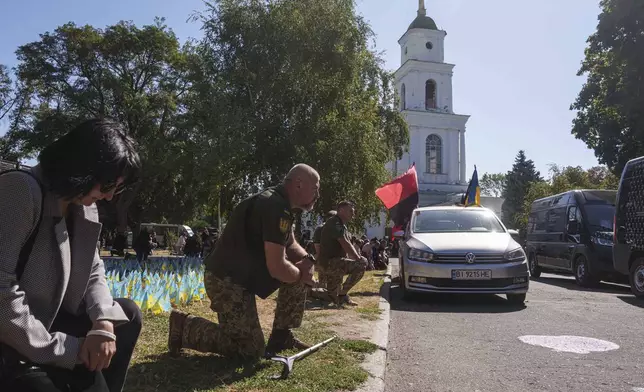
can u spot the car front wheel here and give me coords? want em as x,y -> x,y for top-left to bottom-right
399,261 -> 413,300
507,293 -> 526,305
629,258 -> 644,298
529,253 -> 541,278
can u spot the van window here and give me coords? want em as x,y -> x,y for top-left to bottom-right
546,207 -> 567,233
582,190 -> 616,204
533,210 -> 548,233
584,204 -> 615,231
551,193 -> 571,207
567,206 -> 580,222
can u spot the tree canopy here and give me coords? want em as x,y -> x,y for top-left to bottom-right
193,0 -> 408,228
571,0 -> 644,175
480,172 -> 506,197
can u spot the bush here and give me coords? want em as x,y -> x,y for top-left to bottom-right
164,230 -> 178,251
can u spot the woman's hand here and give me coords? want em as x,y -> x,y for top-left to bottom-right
79,321 -> 117,371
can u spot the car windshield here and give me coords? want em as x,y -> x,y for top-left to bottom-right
412,209 -> 505,233
584,204 -> 615,231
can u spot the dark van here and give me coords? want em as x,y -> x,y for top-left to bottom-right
614,157 -> 644,298
526,189 -> 618,287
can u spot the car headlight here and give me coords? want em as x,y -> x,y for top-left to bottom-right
504,248 -> 526,262
591,236 -> 613,247
408,248 -> 434,262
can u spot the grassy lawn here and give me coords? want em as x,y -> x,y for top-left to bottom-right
124,270 -> 386,392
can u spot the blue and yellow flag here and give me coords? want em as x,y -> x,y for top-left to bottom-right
462,166 -> 481,207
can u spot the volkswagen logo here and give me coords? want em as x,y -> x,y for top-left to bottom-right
465,253 -> 476,264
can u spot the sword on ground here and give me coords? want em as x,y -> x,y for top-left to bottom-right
269,335 -> 337,380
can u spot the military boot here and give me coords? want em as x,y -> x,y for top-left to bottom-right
264,329 -> 311,357
168,309 -> 189,356
339,294 -> 358,306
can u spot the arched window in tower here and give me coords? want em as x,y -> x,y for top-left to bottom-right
401,84 -> 406,110
425,79 -> 437,110
426,134 -> 442,174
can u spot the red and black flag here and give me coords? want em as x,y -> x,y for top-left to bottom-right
376,164 -> 419,227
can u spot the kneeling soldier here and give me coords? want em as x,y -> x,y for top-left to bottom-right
318,201 -> 368,306
168,164 -> 320,359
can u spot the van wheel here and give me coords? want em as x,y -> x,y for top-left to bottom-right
529,253 -> 541,278
628,258 -> 644,298
574,255 -> 599,287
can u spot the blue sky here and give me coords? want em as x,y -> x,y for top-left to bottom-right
0,0 -> 602,177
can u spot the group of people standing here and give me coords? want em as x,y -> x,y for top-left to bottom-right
0,117 -> 391,391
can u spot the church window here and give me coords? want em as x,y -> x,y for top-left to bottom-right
401,84 -> 406,110
425,79 -> 437,109
426,134 -> 442,174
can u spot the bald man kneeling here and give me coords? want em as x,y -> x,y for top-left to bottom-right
168,164 -> 321,359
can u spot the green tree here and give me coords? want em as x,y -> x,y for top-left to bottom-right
480,172 -> 506,197
2,19 -> 209,231
0,64 -> 13,121
571,0 -> 644,175
502,150 -> 542,227
194,0 -> 408,227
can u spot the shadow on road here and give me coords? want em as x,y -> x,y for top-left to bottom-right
389,283 -> 526,314
616,295 -> 644,308
534,276 -> 631,295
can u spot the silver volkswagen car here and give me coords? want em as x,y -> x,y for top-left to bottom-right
397,206 -> 529,304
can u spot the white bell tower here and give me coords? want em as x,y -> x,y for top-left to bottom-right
392,0 -> 470,205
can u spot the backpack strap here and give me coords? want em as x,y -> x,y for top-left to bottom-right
0,169 -> 45,281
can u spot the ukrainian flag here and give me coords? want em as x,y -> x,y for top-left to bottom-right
462,166 -> 481,207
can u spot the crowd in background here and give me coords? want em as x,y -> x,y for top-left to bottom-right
306,234 -> 395,271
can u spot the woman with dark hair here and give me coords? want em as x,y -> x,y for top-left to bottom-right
0,119 -> 143,392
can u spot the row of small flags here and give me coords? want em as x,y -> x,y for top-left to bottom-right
104,257 -> 206,314
375,163 -> 481,235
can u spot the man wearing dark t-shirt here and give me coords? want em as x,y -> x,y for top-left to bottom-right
167,164 -> 320,359
318,201 -> 368,306
311,210 -> 336,290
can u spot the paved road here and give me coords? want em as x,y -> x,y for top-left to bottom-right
384,258 -> 644,392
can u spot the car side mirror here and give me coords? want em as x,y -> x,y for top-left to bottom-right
567,220 -> 579,235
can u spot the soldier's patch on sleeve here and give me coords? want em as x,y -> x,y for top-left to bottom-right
279,218 -> 290,234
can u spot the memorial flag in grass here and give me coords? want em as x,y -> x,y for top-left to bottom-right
376,164 -> 419,227
461,165 -> 481,207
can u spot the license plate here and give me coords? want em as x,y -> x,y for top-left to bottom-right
451,270 -> 492,280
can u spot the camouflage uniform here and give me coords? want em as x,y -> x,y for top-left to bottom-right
169,185 -> 309,359
179,272 -> 306,359
320,257 -> 367,299
317,215 -> 367,301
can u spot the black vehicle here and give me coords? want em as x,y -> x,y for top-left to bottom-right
614,156 -> 644,298
526,189 -> 619,287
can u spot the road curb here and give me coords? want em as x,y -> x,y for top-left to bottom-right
355,262 -> 392,392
